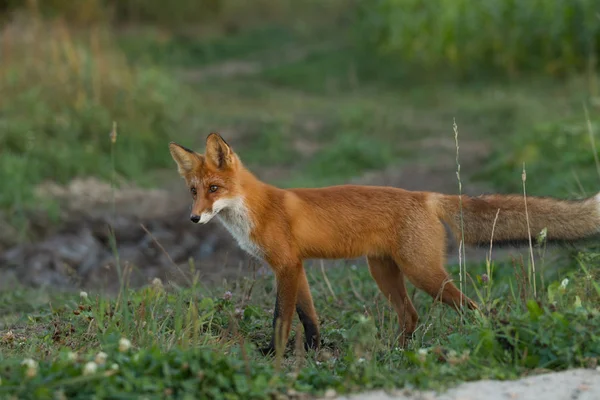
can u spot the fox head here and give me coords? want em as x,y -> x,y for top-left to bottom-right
169,133 -> 243,224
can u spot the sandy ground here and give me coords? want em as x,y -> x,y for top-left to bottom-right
334,369 -> 600,400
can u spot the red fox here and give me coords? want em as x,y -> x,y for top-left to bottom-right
169,133 -> 600,355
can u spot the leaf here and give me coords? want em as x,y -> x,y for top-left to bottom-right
233,374 -> 249,394
526,300 -> 543,321
547,281 -> 560,304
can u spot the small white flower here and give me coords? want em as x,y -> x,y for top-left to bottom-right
95,352 -> 108,365
152,278 -> 163,287
22,358 -> 38,378
22,358 -> 37,368
358,357 -> 365,363
3,330 -> 15,342
66,351 -> 77,362
418,348 -> 428,356
54,390 -> 67,400
83,361 -> 97,376
560,278 -> 569,289
80,291 -> 88,300
110,363 -> 119,371
119,337 -> 131,352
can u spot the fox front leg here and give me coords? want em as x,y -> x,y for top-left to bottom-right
261,268 -> 321,354
259,263 -> 302,356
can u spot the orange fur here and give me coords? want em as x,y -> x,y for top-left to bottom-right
169,133 -> 600,355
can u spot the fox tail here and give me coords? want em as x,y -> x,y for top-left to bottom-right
434,192 -> 600,247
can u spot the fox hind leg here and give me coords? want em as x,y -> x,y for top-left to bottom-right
367,256 -> 419,347
393,252 -> 478,312
392,217 -> 478,312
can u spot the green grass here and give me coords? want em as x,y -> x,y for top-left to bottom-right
477,104 -> 600,197
1,249 -> 599,398
0,14 -> 193,232
359,0 -> 600,79
117,25 -> 302,68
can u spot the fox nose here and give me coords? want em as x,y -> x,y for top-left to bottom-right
190,214 -> 201,223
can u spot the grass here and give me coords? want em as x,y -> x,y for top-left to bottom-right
477,100 -> 600,197
0,248 -> 599,398
0,13 -> 192,239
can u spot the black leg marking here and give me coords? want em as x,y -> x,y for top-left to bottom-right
296,305 -> 320,351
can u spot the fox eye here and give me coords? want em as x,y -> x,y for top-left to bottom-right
190,187 -> 197,196
209,185 -> 218,193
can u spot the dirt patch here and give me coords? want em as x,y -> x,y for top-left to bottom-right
0,178 -> 257,293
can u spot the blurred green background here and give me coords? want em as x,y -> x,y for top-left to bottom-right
2,0 -> 600,239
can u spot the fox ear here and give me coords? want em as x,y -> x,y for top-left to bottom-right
169,142 -> 201,176
205,133 -> 233,169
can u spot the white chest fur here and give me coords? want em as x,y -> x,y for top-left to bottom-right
216,198 -> 263,260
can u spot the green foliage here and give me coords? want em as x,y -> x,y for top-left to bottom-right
476,110 -> 600,197
0,16 -> 187,211
403,305 -> 600,386
358,0 -> 600,78
507,300 -> 600,368
0,342 -> 281,399
259,47 -> 362,94
304,131 -> 396,184
1,251 -> 599,398
118,26 -> 297,68
237,122 -> 300,167
105,0 -> 222,26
